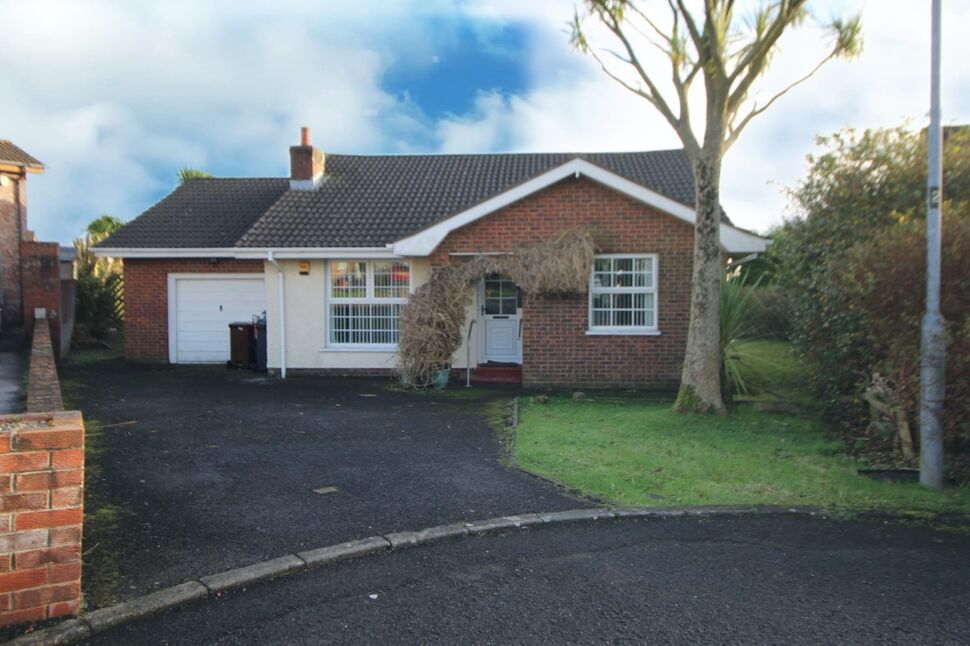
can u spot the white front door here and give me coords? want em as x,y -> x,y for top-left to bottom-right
480,274 -> 522,364
169,275 -> 267,364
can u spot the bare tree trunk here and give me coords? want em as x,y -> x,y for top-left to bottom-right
674,153 -> 727,414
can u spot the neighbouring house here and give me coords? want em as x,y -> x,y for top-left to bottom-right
0,140 -> 75,357
95,128 -> 767,387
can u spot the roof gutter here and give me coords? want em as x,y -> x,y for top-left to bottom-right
266,251 -> 286,379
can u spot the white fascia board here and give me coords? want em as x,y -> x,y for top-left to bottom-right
390,157 -> 768,256
94,247 -> 402,260
720,226 -> 769,254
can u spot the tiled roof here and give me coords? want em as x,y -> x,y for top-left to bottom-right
99,178 -> 290,248
101,150 -> 698,249
239,151 -> 695,248
0,140 -> 44,169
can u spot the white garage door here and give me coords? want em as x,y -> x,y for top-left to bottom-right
169,275 -> 266,364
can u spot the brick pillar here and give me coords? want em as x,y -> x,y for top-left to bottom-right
20,241 -> 62,357
0,411 -> 84,628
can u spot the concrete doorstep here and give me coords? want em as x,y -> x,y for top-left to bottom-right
6,505 -> 817,646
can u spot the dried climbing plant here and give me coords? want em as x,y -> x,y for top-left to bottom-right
397,229 -> 596,386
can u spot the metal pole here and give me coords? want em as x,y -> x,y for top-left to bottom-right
920,0 -> 945,490
465,319 -> 476,387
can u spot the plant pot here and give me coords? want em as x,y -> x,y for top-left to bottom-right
430,368 -> 451,390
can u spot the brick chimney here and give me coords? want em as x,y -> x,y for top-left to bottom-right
289,127 -> 324,190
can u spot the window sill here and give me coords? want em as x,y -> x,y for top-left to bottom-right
585,329 -> 661,337
319,345 -> 398,353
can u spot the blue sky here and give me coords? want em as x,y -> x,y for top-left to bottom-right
384,20 -> 531,122
3,0 -> 970,243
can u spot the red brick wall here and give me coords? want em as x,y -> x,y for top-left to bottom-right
20,242 -> 62,357
0,320 -> 81,629
0,173 -> 26,328
123,258 -> 264,361
26,318 -> 64,413
433,176 -> 694,389
0,409 -> 84,628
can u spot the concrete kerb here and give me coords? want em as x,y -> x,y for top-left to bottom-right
4,620 -> 90,646
83,582 -> 208,633
297,536 -> 391,567
7,505 -> 819,645
199,555 -> 306,595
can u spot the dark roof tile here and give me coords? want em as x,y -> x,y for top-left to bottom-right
239,151 -> 694,247
98,178 -> 289,248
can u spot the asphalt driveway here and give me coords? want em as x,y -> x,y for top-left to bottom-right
62,359 -> 581,606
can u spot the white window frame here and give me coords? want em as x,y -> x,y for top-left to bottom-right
587,253 -> 660,336
325,260 -> 411,349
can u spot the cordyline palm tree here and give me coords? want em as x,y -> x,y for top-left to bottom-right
75,214 -> 124,279
572,1 -> 861,414
74,215 -> 125,340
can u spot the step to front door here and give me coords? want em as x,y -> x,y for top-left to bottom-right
469,364 -> 523,385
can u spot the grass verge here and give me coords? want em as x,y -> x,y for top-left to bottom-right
62,343 -> 127,609
515,394 -> 970,515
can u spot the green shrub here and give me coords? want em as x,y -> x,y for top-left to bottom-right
73,216 -> 124,342
720,270 -> 759,402
835,215 -> 970,473
746,286 -> 791,340
777,126 -> 970,431
75,271 -> 122,341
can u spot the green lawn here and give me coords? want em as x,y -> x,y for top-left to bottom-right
729,339 -> 816,407
515,394 -> 970,514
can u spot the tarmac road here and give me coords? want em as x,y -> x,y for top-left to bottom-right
81,514 -> 970,645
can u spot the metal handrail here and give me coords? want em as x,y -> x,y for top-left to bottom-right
465,319 -> 477,387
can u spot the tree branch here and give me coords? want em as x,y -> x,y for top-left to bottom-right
701,0 -> 729,83
591,5 -> 684,135
626,3 -> 675,48
724,49 -> 837,149
665,7 -> 694,139
726,1 -> 808,116
728,1 -> 807,84
587,47 -> 661,109
673,0 -> 704,54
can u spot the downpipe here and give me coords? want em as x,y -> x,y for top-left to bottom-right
267,251 -> 287,379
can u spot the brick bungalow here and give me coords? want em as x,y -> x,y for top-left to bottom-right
95,128 -> 767,387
